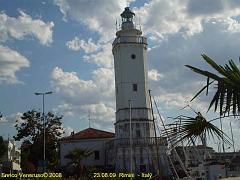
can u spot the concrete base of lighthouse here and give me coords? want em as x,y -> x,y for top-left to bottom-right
106,136 -> 171,177
108,108 -> 171,176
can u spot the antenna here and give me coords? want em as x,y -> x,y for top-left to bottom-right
127,0 -> 130,7
88,110 -> 91,128
139,15 -> 141,31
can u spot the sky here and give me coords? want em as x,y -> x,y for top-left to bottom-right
0,0 -> 240,151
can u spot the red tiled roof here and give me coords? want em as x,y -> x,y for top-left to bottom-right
60,128 -> 115,141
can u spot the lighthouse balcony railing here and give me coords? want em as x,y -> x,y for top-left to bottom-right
106,137 -> 167,149
113,36 -> 147,47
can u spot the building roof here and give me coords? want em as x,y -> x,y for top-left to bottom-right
60,128 -> 115,142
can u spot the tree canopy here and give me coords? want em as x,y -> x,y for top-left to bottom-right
14,110 -> 64,171
14,110 -> 63,143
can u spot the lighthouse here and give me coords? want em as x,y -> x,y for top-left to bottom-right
112,7 -> 165,173
113,7 -> 155,139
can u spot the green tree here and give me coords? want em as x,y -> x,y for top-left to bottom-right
64,148 -> 93,179
185,54 -> 240,116
14,110 -> 63,171
0,136 -> 7,160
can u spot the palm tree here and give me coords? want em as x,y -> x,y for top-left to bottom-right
163,111 -> 232,179
64,148 -> 93,179
185,54 -> 240,117
164,112 -> 231,147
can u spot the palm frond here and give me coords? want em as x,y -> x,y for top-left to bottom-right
185,54 -> 240,116
163,113 -> 231,147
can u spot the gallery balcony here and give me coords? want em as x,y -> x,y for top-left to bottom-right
112,36 -> 147,47
106,137 -> 167,149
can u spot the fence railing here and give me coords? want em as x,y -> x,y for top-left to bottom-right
113,36 -> 147,47
106,137 -> 167,149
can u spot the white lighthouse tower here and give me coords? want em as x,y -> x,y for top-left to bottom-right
113,8 -> 154,138
112,7 -> 167,174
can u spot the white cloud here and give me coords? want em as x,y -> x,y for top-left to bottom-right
54,102 -> 115,130
0,112 -> 23,124
0,10 -> 53,84
51,67 -> 115,103
10,112 -> 23,123
218,18 -> 240,33
8,112 -> 24,126
66,37 -> 113,68
53,0 -> 240,142
135,0 -> 202,39
66,37 -> 100,53
83,42 -> 113,68
134,0 -> 240,41
54,0 -> 132,41
154,91 -> 208,113
60,0 -> 240,72
0,10 -> 54,45
0,116 -> 7,123
0,45 -> 30,84
55,0 -> 240,48
81,103 -> 115,122
53,103 -> 75,117
62,126 -> 74,137
51,67 -> 96,102
148,69 -> 164,81
52,67 -> 115,118
51,66 -> 115,128
186,0 -> 240,17
146,13 -> 240,115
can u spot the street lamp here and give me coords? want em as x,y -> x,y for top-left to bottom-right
34,91 -> 53,172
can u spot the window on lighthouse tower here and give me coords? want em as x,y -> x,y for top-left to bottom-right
133,84 -> 137,91
131,54 -> 136,59
136,129 -> 141,137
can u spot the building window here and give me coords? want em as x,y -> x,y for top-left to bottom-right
131,54 -> 136,59
94,151 -> 100,160
124,124 -> 128,133
136,123 -> 140,128
136,130 -> 141,137
133,84 -> 137,91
